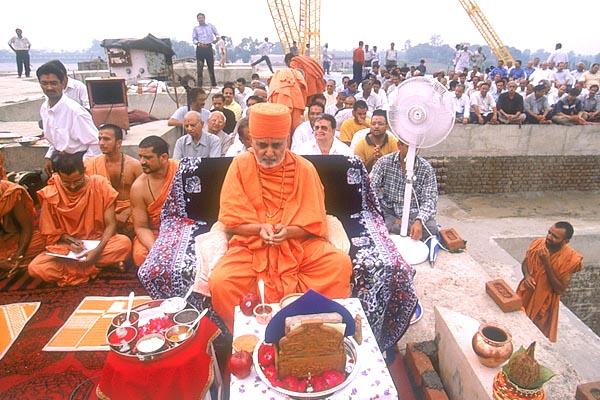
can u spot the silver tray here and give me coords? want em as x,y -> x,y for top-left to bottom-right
106,299 -> 203,362
253,337 -> 360,399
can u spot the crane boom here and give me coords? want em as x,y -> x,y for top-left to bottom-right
458,0 -> 514,63
267,0 -> 321,62
266,0 -> 300,54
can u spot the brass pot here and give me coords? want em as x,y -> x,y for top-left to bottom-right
472,323 -> 513,368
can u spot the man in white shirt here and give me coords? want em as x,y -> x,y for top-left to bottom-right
36,61 -> 99,177
571,62 -> 587,83
385,43 -> 398,70
295,114 -> 352,156
49,60 -> 89,107
454,44 -> 471,73
355,80 -> 384,112
452,84 -> 470,124
323,79 -> 337,108
325,92 -> 345,116
168,87 -> 210,127
235,78 -> 253,109
372,80 -> 388,110
546,43 -> 569,67
251,37 -> 274,74
551,62 -> 574,88
322,43 -> 332,74
529,63 -> 553,86
469,82 -> 498,124
291,102 -> 324,152
216,36 -> 227,68
547,84 -> 567,107
8,28 -> 31,78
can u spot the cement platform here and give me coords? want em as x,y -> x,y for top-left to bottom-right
0,120 -> 179,172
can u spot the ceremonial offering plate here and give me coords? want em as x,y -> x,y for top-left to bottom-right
106,299 -> 204,361
253,337 -> 360,399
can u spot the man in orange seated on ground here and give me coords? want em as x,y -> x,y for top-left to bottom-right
208,103 -> 352,331
516,221 -> 583,342
28,152 -> 132,286
130,136 -> 178,267
84,124 -> 142,237
0,154 -> 45,278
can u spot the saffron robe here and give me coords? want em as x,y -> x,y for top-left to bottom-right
0,180 -> 45,263
28,175 -> 132,286
132,160 -> 179,267
268,68 -> 308,133
84,154 -> 135,234
289,55 -> 326,103
208,151 -> 352,331
516,238 -> 583,342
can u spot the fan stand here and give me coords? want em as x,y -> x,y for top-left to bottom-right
391,134 -> 429,265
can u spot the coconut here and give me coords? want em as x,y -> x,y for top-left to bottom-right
506,342 -> 540,388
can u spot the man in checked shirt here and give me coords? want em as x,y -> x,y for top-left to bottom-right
192,12 -> 219,88
370,140 -> 439,241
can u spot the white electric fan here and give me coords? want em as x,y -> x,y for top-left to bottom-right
387,76 -> 455,265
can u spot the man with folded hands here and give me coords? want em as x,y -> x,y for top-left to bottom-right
208,103 -> 352,331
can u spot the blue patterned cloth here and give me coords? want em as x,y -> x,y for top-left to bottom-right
138,155 -> 417,351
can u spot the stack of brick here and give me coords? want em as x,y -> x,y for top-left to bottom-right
405,341 -> 449,400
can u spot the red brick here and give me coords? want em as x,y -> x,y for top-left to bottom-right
486,279 -> 522,312
424,388 -> 449,400
576,381 -> 600,400
405,343 -> 433,387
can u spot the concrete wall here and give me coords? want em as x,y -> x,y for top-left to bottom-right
0,98 -> 44,122
422,124 -> 600,194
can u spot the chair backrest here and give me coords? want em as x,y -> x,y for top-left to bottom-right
182,155 -> 364,225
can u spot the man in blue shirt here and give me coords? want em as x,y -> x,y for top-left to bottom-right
192,12 -> 219,88
509,60 -> 526,81
551,88 -> 585,125
489,60 -> 508,80
523,60 -> 536,80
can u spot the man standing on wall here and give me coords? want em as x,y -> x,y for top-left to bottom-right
8,28 -> 31,78
192,12 -> 219,88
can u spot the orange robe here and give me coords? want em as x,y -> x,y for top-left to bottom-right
516,238 -> 583,342
132,160 -> 179,267
84,155 -> 134,234
28,175 -> 132,286
209,151 -> 351,331
289,55 -> 326,103
0,152 -> 6,179
268,68 -> 308,134
0,180 -> 45,263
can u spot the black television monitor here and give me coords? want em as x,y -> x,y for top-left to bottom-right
88,80 -> 126,106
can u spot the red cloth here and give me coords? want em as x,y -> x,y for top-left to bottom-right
97,317 -> 220,400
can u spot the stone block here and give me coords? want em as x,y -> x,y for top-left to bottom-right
576,381 -> 600,400
485,279 -> 522,313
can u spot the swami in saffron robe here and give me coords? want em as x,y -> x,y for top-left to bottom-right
0,180 -> 45,263
268,68 -> 308,134
516,238 -> 583,342
84,154 -> 136,235
209,151 -> 352,331
132,160 -> 179,267
28,175 -> 132,286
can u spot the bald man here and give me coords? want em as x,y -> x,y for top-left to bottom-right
173,111 -> 221,160
206,111 -> 234,156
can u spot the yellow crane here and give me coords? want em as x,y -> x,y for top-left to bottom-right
266,0 -> 321,62
457,0 -> 514,63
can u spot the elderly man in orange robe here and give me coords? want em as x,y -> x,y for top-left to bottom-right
208,103 -> 352,331
0,155 -> 45,278
516,221 -> 583,342
130,136 -> 178,267
84,124 -> 142,237
27,152 -> 132,286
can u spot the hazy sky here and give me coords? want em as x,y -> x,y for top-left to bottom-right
4,1 -> 600,55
